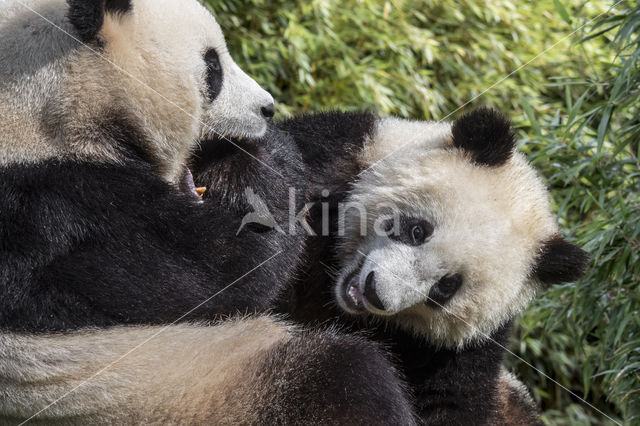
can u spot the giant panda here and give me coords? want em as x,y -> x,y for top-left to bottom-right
267,108 -> 589,424
0,1 -> 418,423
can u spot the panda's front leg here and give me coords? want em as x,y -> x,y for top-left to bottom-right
187,126 -> 310,313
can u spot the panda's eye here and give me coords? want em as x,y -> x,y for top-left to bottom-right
204,48 -> 224,101
206,53 -> 221,72
411,225 -> 425,244
387,216 -> 433,246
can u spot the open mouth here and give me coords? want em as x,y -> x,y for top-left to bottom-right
181,167 -> 207,200
339,266 -> 367,313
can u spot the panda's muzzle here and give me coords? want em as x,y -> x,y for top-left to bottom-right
340,266 -> 386,314
425,274 -> 463,308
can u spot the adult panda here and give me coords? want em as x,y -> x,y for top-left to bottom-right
0,1 -> 416,424
193,108 -> 588,424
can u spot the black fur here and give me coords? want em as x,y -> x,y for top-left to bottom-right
191,127 -> 306,227
532,235 -> 590,285
204,48 -> 224,101
192,107 -> 582,424
497,376 -> 544,426
451,107 -> 515,167
4,4 -> 421,421
0,135 -> 305,332
394,323 -> 512,424
278,110 -> 378,198
189,108 -> 569,424
425,274 -> 463,308
253,329 -> 417,425
1,114 -> 417,424
67,0 -> 132,43
107,0 -> 131,13
183,108 -> 584,424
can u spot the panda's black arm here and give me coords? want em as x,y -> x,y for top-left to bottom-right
391,323 -> 511,424
0,161 -> 297,332
277,110 -> 378,198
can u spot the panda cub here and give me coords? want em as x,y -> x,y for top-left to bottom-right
0,0 -> 416,423
276,108 -> 588,424
333,108 -> 590,423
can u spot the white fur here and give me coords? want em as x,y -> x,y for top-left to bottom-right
0,317 -> 291,424
336,127 -> 558,348
0,0 -> 273,180
360,117 -> 452,165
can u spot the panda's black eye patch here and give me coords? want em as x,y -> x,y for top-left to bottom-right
385,216 -> 433,246
204,48 -> 224,101
411,225 -> 425,244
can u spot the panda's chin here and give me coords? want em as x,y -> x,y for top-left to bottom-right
203,117 -> 269,143
200,124 -> 267,147
225,121 -> 268,140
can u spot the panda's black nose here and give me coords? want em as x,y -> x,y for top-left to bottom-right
363,271 -> 385,311
261,103 -> 275,120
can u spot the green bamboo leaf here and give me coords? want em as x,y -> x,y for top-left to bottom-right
597,105 -> 613,152
520,96 -> 541,136
553,0 -> 573,24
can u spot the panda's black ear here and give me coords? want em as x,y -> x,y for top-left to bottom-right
532,235 -> 590,286
67,0 -> 132,43
451,107 -> 515,167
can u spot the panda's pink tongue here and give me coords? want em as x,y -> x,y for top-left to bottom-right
347,274 -> 363,306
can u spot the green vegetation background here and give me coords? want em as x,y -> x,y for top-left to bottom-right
204,0 -> 640,424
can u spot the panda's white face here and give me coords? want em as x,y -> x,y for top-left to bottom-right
123,0 -> 274,139
333,113 -> 584,348
96,0 -> 274,177
0,0 -> 273,180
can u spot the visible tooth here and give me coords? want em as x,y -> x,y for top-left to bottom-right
348,285 -> 358,305
195,187 -> 207,197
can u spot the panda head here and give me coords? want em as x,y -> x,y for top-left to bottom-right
0,0 -> 273,180
335,108 -> 589,348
